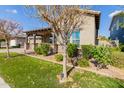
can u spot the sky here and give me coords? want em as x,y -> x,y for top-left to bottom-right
0,5 -> 124,37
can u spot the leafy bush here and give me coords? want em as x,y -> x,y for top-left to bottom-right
34,43 -> 50,56
120,45 -> 124,52
34,46 -> 41,54
67,43 -> 78,58
91,46 -> 112,65
40,43 -> 50,56
78,58 -> 89,67
81,45 -> 112,65
81,45 -> 94,59
55,54 -> 63,62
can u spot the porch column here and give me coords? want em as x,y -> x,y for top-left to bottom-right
42,35 -> 45,43
52,33 -> 58,53
24,34 -> 29,53
33,34 -> 36,49
41,36 -> 42,43
52,33 -> 55,45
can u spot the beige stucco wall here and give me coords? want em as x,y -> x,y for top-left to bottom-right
79,15 -> 96,45
69,14 -> 97,46
57,14 -> 98,53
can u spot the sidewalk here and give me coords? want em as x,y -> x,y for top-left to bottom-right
0,77 -> 10,88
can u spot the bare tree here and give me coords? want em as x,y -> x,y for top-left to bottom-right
0,19 -> 23,58
25,5 -> 87,80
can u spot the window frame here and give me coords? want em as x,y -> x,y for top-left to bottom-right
71,30 -> 80,45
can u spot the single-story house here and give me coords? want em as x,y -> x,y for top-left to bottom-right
24,9 -> 101,53
0,35 -> 25,48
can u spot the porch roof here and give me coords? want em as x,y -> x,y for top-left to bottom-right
24,27 -> 52,36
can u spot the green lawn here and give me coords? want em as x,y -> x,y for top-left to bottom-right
111,52 -> 124,69
0,53 -> 124,88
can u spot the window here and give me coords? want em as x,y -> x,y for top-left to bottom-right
72,31 -> 80,45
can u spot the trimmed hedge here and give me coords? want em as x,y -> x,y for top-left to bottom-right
34,43 -> 50,56
55,54 -> 63,62
67,43 -> 78,58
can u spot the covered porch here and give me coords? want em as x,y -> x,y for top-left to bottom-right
24,27 -> 58,53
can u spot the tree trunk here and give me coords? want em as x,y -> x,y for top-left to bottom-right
6,39 -> 10,58
0,42 -> 1,48
63,42 -> 67,79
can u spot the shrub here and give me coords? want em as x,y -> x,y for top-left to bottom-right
67,43 -> 78,58
81,45 -> 94,59
91,46 -> 112,65
34,46 -> 41,54
120,45 -> 124,52
34,43 -> 50,56
78,58 -> 89,67
40,43 -> 50,56
55,54 -> 63,62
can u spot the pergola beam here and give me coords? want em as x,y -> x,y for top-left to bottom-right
24,27 -> 52,36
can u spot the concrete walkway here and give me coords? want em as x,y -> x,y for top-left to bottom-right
0,48 -> 25,53
25,54 -> 124,80
0,77 -> 10,88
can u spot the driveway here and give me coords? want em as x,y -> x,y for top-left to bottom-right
0,48 -> 26,54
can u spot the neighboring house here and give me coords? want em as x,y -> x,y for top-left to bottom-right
98,40 -> 111,47
0,35 -> 25,48
98,36 -> 112,47
10,35 -> 25,47
24,9 -> 101,53
109,10 -> 124,44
